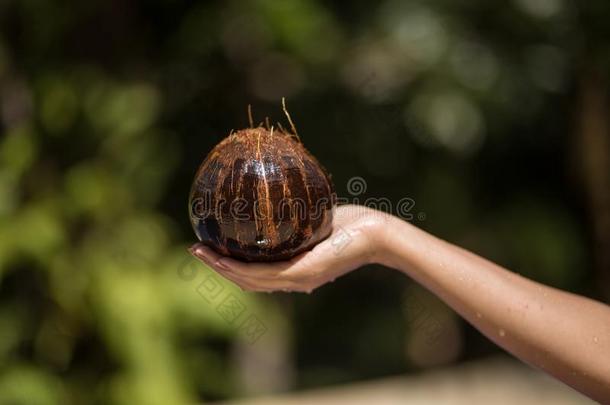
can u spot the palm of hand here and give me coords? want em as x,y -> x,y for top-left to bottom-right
189,205 -> 385,293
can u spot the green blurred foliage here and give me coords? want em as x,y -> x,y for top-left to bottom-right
1,0 -> 609,403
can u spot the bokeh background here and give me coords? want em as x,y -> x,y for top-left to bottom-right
1,0 -> 609,404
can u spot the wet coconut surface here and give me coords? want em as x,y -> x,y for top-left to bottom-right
189,126 -> 335,261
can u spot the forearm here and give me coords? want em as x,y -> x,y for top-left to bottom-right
376,215 -> 610,401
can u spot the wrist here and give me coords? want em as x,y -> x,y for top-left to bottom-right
370,212 -> 417,270
363,210 -> 402,266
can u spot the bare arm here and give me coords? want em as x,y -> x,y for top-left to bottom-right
379,211 -> 610,402
189,205 -> 610,402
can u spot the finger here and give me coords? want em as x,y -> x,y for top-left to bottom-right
219,251 -> 308,280
188,242 -> 331,292
188,245 -> 246,285
217,254 -> 296,275
189,243 -> 225,266
214,267 -> 273,292
220,248 -> 334,286
189,243 -> 307,281
217,263 -> 305,292
189,243 -> 291,274
221,266 -> 310,292
189,246 -> 277,291
189,244 -> 304,291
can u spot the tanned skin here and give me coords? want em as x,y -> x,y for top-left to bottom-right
190,205 -> 610,403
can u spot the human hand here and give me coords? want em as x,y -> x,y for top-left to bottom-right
188,204 -> 389,293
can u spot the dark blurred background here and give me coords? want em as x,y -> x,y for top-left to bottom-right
1,0 -> 609,404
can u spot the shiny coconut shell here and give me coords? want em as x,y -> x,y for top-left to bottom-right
189,127 -> 335,261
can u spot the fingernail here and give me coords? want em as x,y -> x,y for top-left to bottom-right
215,259 -> 230,271
193,249 -> 211,264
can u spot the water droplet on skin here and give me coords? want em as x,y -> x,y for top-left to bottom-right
593,336 -> 599,344
498,329 -> 506,337
476,312 -> 482,319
